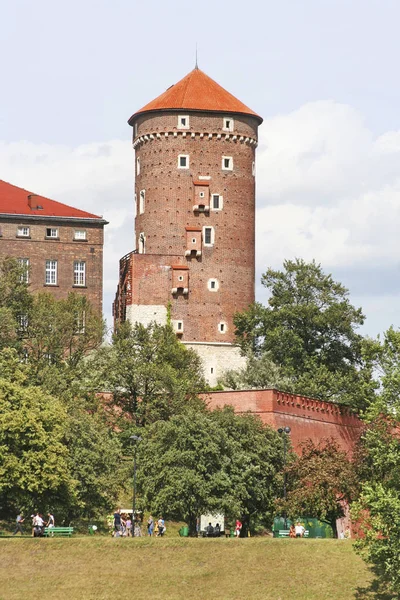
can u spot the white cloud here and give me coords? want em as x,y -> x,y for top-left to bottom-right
2,100 -> 400,335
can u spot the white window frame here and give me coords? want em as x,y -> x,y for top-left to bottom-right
208,278 -> 219,292
134,193 -> 137,217
73,261 -> 86,287
178,115 -> 189,129
252,161 -> 255,176
46,227 -> 59,238
172,319 -> 184,333
222,117 -> 234,132
74,230 -> 87,241
178,275 -> 184,282
218,321 -> 227,333
136,156 -> 140,175
18,258 -> 30,283
45,260 -> 58,285
75,311 -> 86,334
17,226 -> 30,237
178,154 -> 189,169
222,156 -> 233,171
199,191 -> 205,198
211,194 -> 223,211
139,189 -> 145,214
17,314 -> 29,332
203,226 -> 215,247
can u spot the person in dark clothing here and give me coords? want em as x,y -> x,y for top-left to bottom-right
214,523 -> 221,537
113,509 -> 122,535
206,522 -> 214,537
13,514 -> 24,536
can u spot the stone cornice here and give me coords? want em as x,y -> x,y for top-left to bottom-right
133,130 -> 258,150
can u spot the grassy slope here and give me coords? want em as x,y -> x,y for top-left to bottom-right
0,537 -> 369,600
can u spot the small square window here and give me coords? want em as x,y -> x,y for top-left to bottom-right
178,155 -> 189,169
192,238 -> 196,244
222,156 -> 233,171
17,226 -> 30,237
46,228 -> 58,238
211,281 -> 216,289
177,321 -> 182,330
199,191 -> 205,198
74,230 -> 87,240
178,275 -> 184,282
223,117 -> 234,132
208,278 -> 219,291
218,321 -> 227,333
178,115 -> 189,129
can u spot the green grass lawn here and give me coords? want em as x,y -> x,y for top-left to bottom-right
0,537 -> 372,600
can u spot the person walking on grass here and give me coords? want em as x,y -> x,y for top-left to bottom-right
147,515 -> 154,536
235,519 -> 242,538
13,513 -> 25,536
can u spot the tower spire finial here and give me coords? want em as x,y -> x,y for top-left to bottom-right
195,43 -> 198,69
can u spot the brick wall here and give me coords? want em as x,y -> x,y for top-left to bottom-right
0,217 -> 105,312
203,389 -> 363,455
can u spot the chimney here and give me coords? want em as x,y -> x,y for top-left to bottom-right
27,194 -> 36,209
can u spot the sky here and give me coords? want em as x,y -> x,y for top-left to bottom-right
1,0 -> 400,337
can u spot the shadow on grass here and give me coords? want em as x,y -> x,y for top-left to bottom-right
355,574 -> 397,600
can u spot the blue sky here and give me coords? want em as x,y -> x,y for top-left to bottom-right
2,0 -> 400,336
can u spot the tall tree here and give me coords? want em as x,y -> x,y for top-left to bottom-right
93,321 -> 206,430
353,417 -> 400,597
279,438 -> 357,537
137,407 -> 284,534
0,257 -> 32,350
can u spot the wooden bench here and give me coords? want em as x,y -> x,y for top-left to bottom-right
44,527 -> 74,537
276,529 -> 309,538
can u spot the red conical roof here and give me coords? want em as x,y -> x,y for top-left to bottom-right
128,68 -> 262,124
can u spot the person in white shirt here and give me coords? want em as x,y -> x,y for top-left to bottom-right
295,522 -> 305,538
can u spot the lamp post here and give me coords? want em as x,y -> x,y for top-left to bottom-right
130,434 -> 142,537
278,426 -> 291,529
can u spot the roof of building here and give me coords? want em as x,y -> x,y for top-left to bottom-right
0,180 -> 103,220
128,68 -> 262,124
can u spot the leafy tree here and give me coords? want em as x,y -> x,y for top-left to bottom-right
234,259 -> 365,372
0,257 -> 32,350
231,260 -> 376,409
94,321 -> 206,430
279,438 -> 357,537
366,326 -> 400,417
24,292 -> 104,396
353,417 -> 400,596
0,376 -> 76,516
137,408 -> 284,534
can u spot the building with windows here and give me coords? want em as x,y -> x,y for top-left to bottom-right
0,180 -> 107,312
113,67 -> 262,384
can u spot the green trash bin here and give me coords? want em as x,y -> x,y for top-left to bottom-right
179,526 -> 189,537
88,526 -> 94,536
230,529 -> 235,538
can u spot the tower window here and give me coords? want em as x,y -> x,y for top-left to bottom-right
134,123 -> 138,137
222,156 -> 233,171
134,193 -> 137,217
199,191 -> 205,198
139,190 -> 145,214
203,226 -> 215,247
178,155 -> 189,169
178,275 -> 184,282
178,115 -> 189,129
223,117 -> 234,132
136,157 -> 140,175
252,161 -> 255,176
192,238 -> 196,244
211,194 -> 223,211
218,322 -> 227,333
208,278 -> 219,291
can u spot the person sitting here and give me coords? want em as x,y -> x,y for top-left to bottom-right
214,523 -> 221,538
206,522 -> 214,537
289,524 -> 296,538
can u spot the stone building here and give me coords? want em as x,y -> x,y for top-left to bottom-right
0,180 -> 107,312
114,67 -> 262,384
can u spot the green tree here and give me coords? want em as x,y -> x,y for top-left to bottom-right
279,438 -> 357,537
94,321 -> 206,430
219,351 -> 293,391
353,417 -> 400,596
0,257 -> 32,350
0,376 -> 76,517
137,408 -> 284,534
232,260 -> 375,409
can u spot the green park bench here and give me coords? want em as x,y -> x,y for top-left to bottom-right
275,529 -> 309,538
44,527 -> 74,537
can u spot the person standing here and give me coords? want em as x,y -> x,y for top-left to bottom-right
157,516 -> 165,536
147,515 -> 154,536
47,512 -> 55,528
13,513 -> 24,536
113,508 -> 122,536
235,519 -> 242,538
125,516 -> 132,537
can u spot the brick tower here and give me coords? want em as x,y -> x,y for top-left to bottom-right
114,67 -> 262,384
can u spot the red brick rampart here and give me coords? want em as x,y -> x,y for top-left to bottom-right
203,389 -> 363,455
